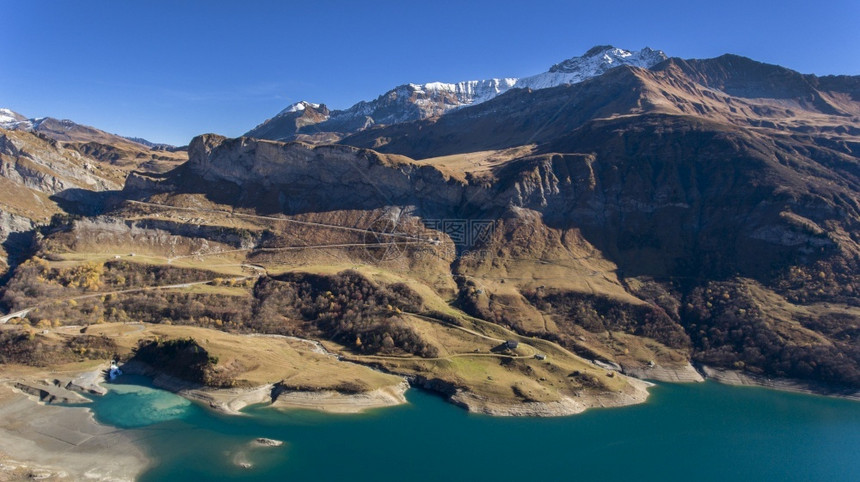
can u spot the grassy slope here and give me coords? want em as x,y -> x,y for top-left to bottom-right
81,323 -> 401,390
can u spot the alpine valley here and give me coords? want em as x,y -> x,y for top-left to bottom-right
1,47 -> 859,472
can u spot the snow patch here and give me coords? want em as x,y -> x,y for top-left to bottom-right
338,46 -> 665,120
256,46 -> 667,133
0,108 -> 27,127
279,101 -> 322,115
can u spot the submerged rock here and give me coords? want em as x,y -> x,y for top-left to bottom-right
253,437 -> 284,447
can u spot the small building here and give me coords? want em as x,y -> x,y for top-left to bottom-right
505,340 -> 519,350
535,354 -> 547,361
108,360 -> 123,380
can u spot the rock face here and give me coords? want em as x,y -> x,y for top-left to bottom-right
622,363 -> 705,383
6,51 -> 860,398
0,127 -> 125,269
0,212 -> 35,246
0,116 -> 186,269
155,120 -> 857,287
0,129 -> 120,195
122,50 -> 860,392
148,135 -> 474,216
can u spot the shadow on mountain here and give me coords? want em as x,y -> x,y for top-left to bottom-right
50,189 -> 125,217
0,230 -> 38,290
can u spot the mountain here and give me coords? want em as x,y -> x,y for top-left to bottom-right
342,54 -> 860,158
244,46 -> 667,142
0,110 -> 187,272
0,108 -> 27,124
122,50 -> 860,395
0,109 -> 188,171
2,49 -> 859,414
122,136 -> 182,151
3,113 -> 138,145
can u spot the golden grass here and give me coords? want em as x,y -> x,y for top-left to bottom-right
80,323 -> 402,390
415,145 -> 538,181
0,177 -> 60,221
48,252 -> 251,276
20,221 -> 652,403
179,283 -> 252,297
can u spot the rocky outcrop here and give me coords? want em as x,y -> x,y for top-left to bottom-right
12,381 -> 91,404
622,363 -> 705,383
171,134 -> 476,216
0,130 -> 120,195
0,211 -> 35,244
166,121 -> 858,284
252,437 -> 284,447
700,366 -> 860,400
0,210 -> 37,271
64,370 -> 109,396
52,216 -> 256,256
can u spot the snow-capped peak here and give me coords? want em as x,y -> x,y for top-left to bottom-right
0,108 -> 27,126
510,46 -> 667,91
279,101 -> 321,115
249,46 -> 669,139
342,46 -> 666,119
548,45 -> 666,74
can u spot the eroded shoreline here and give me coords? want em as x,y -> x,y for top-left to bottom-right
0,372 -> 150,482
1,358 -> 857,481
699,365 -> 860,401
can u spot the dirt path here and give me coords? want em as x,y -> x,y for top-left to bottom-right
339,311 -> 539,363
127,200 -> 435,243
0,276 -> 252,324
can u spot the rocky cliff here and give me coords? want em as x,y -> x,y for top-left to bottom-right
7,50 -> 860,396
119,55 -> 860,389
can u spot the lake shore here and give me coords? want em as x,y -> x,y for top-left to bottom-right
270,381 -> 410,413
1,358 -> 857,481
118,360 -> 411,416
622,362 -> 705,383
447,376 -> 653,417
0,368 -> 150,482
699,365 -> 860,401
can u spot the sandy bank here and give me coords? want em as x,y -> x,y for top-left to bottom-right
449,377 -> 653,417
123,360 -> 410,415
622,362 -> 705,383
270,380 -> 409,413
0,380 -> 150,482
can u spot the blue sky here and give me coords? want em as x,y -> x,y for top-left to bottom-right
1,0 -> 858,145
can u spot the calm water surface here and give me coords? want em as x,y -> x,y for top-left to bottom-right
92,376 -> 860,481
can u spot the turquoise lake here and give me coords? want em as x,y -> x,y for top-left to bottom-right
91,376 -> 860,481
